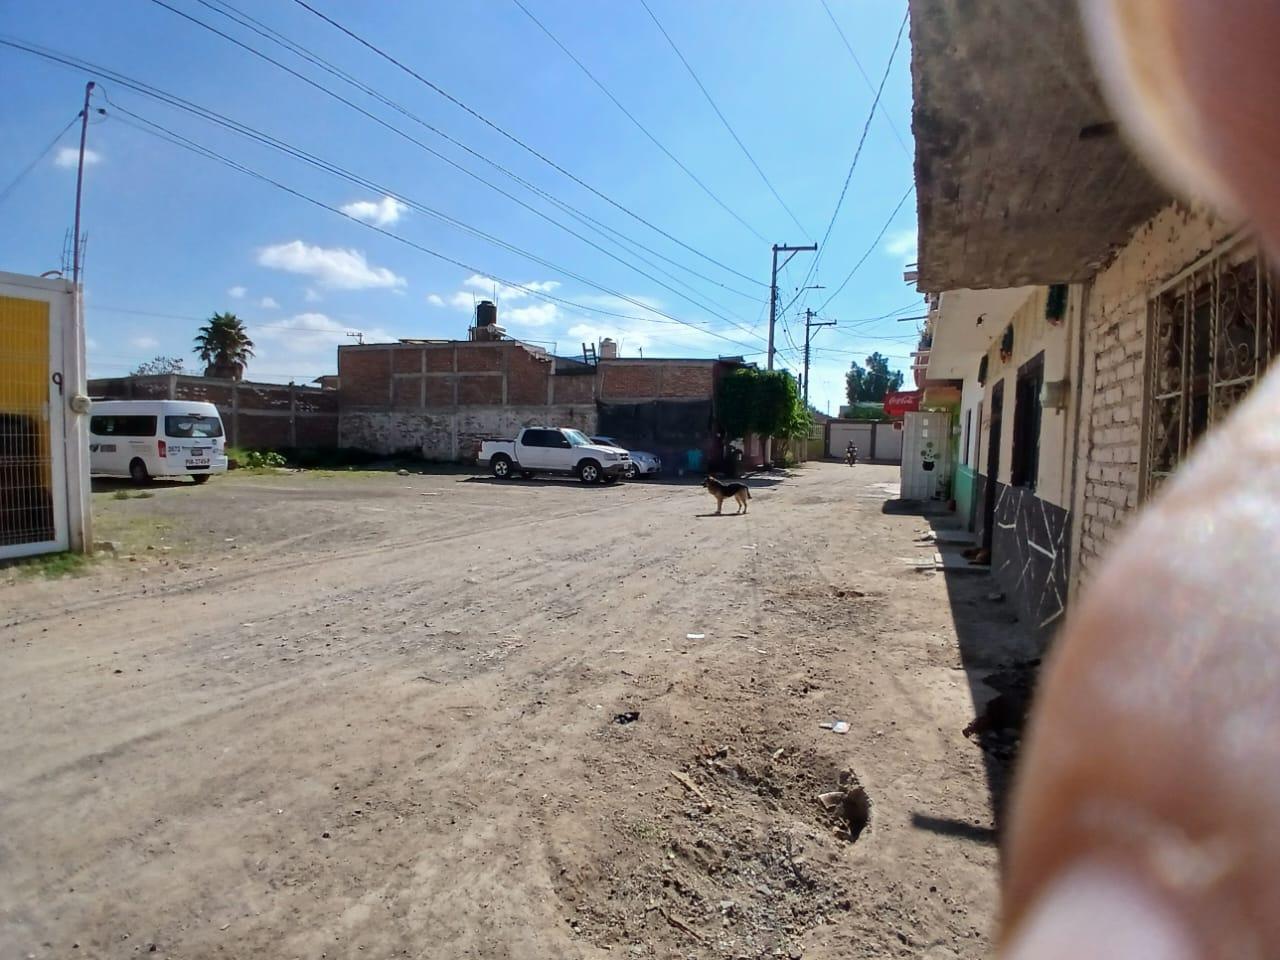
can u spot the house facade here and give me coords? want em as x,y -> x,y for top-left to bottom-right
909,0 -> 1277,635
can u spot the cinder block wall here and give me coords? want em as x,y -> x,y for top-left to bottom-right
1070,204 -> 1237,589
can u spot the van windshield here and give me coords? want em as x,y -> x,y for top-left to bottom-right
165,415 -> 223,439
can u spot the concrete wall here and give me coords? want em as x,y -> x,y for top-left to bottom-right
88,375 -> 339,450
341,405 -> 597,461
1069,204 -> 1240,589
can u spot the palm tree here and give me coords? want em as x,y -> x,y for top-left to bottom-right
194,312 -> 255,380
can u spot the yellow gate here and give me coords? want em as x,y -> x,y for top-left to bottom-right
0,292 -> 68,557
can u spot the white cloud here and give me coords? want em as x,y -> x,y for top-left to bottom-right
883,228 -> 918,262
54,147 -> 99,169
86,337 -> 99,351
304,288 -> 322,303
259,296 -> 279,309
257,241 -> 406,290
340,195 -> 408,227
227,285 -> 247,299
460,274 -> 560,303
426,294 -> 445,307
130,335 -> 159,350
253,312 -> 395,359
504,302 -> 559,327
450,291 -> 477,310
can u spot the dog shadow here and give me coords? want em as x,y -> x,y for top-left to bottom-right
694,512 -> 746,518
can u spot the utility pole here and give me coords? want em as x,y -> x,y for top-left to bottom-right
802,308 -> 836,409
71,81 -> 97,288
764,243 -> 816,468
767,243 -> 818,371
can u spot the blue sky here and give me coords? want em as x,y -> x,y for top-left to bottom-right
1,0 -> 920,414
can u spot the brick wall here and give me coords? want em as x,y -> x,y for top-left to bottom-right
598,360 -> 715,399
88,375 -> 339,450
1071,203 -> 1238,588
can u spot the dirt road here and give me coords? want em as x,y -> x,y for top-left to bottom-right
1,463 -> 1018,959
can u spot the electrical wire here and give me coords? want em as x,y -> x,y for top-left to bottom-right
131,2 -> 765,328
817,184 -> 914,311
819,0 -> 912,157
193,0 -> 761,305
507,0 -> 768,243
288,0 -> 767,287
800,9 -> 909,293
637,0 -> 809,237
0,114 -> 78,207
0,36 -> 767,346
106,107 -> 768,353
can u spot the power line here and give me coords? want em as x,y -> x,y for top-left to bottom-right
819,0 -> 912,156
0,35 -> 765,344
818,184 -> 914,311
507,0 -> 768,243
106,106 -> 767,354
133,1 -> 764,325
0,114 -> 78,207
802,9 -> 908,291
288,0 -> 766,287
192,0 -> 761,306
637,0 -> 809,237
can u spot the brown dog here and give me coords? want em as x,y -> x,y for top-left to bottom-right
703,475 -> 751,515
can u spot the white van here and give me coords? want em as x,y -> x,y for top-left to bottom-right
89,400 -> 229,484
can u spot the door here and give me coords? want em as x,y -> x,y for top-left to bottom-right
982,381 -> 1004,552
0,293 -> 68,558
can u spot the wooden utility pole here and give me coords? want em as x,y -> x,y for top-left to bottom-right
802,308 -> 836,408
71,81 -> 97,288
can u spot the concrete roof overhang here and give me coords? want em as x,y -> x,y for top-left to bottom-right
925,288 -> 1033,380
909,1 -> 1169,291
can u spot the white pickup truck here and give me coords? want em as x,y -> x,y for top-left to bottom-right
480,427 -> 631,484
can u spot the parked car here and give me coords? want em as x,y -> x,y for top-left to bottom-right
591,436 -> 661,480
89,400 -> 228,484
479,427 -> 630,484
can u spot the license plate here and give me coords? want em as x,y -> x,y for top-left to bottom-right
187,458 -> 210,467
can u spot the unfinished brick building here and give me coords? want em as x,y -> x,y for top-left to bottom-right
337,336 -> 737,469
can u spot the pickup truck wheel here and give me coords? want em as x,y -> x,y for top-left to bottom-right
490,454 -> 513,479
578,460 -> 602,484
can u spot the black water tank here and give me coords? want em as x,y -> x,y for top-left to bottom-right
476,300 -> 497,327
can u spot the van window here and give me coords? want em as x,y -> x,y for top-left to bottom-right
89,415 -> 158,437
165,415 -> 223,439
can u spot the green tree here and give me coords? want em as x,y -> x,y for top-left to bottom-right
846,351 -> 905,404
194,312 -> 255,380
131,355 -> 184,376
716,367 -> 761,440
717,368 -> 808,439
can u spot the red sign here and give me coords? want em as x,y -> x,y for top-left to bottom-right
883,390 -> 923,417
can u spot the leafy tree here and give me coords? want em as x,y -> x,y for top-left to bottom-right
194,312 -> 255,380
846,351 -> 905,404
131,355 -> 185,376
717,368 -> 808,439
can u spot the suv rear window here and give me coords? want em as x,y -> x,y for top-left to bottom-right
165,415 -> 223,439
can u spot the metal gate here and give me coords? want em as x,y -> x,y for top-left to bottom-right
0,289 -> 69,558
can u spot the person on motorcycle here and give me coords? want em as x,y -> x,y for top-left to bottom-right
845,442 -> 858,466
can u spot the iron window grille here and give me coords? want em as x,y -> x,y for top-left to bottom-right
1143,238 -> 1278,498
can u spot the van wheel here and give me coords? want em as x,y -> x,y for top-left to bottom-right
578,460 -> 602,484
490,454 -> 513,479
129,458 -> 150,485
191,474 -> 210,485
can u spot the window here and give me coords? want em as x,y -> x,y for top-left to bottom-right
522,429 -> 553,447
165,415 -> 223,439
1145,245 -> 1279,496
1011,353 -> 1044,490
89,415 -> 157,437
